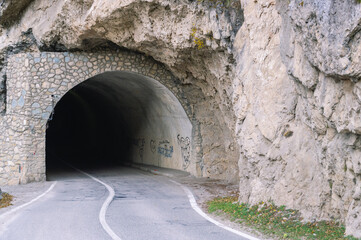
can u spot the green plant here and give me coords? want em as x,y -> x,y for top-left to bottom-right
328,180 -> 333,190
197,0 -> 230,8
207,196 -> 360,239
284,130 -> 293,138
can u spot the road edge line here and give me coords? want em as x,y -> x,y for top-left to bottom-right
169,179 -> 261,240
0,181 -> 57,220
71,167 -> 122,240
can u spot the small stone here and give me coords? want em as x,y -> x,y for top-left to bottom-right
32,103 -> 40,108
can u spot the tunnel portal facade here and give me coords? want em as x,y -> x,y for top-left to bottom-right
0,50 -> 203,185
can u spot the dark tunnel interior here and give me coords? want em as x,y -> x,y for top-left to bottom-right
46,84 -> 129,169
45,71 -> 193,179
45,71 -> 155,176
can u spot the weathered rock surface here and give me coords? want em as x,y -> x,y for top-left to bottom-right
0,0 -> 34,27
0,0 -> 361,237
234,0 -> 361,237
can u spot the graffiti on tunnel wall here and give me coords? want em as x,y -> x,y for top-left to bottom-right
150,139 -> 156,154
132,138 -> 145,161
157,140 -> 173,158
177,134 -> 191,170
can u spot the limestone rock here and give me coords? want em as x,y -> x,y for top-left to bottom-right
235,0 -> 361,237
0,0 -> 34,27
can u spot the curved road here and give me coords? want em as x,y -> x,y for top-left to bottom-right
0,166 -> 249,240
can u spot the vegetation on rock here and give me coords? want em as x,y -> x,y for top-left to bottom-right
197,0 -> 241,9
190,27 -> 205,49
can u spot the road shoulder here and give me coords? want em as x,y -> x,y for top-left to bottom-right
0,181 -> 54,215
130,163 -> 272,240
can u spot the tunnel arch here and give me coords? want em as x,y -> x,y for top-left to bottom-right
46,70 -> 194,174
1,50 -> 205,184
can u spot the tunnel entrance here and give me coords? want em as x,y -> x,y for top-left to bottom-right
46,71 -> 193,178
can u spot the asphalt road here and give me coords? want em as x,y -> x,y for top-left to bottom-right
0,165 -> 248,240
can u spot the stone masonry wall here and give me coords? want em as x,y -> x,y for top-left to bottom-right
0,50 -> 203,185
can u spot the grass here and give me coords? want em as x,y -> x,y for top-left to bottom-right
207,196 -> 360,240
0,192 -> 13,209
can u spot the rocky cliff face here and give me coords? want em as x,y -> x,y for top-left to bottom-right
235,0 -> 361,237
0,0 -> 360,236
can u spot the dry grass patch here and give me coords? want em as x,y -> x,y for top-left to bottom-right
0,193 -> 13,209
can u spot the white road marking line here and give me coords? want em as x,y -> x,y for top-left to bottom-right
0,181 -> 57,220
71,167 -> 122,240
169,179 -> 261,240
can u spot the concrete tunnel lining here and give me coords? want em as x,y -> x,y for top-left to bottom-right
46,71 -> 193,174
